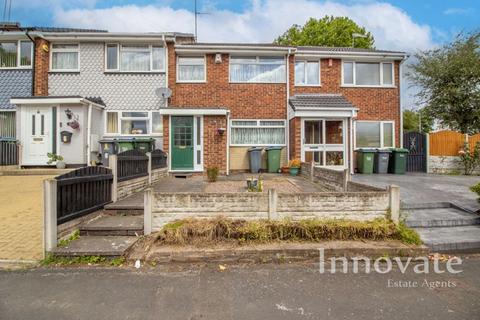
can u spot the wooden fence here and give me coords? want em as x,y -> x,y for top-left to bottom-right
117,149 -> 149,182
0,138 -> 18,165
151,149 -> 168,169
428,130 -> 480,156
55,166 -> 113,225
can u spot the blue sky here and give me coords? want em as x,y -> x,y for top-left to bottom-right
7,0 -> 479,50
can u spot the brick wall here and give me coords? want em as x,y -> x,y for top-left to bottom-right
289,117 -> 301,160
289,58 -> 401,147
204,115 -> 228,172
34,38 -> 49,96
300,162 -> 348,191
167,43 -> 287,119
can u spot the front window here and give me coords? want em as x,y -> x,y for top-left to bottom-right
0,41 -> 32,68
177,56 -> 205,82
230,120 -> 286,145
295,60 -> 320,85
355,121 -> 394,148
106,111 -> 163,135
51,44 -> 79,71
106,44 -> 165,72
303,119 -> 345,166
342,61 -> 394,86
230,56 -> 286,83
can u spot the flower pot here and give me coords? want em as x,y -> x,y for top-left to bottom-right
289,167 -> 299,176
246,179 -> 258,190
281,166 -> 290,174
56,161 -> 66,169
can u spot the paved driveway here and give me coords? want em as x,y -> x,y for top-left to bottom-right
0,175 -> 54,261
352,173 -> 480,212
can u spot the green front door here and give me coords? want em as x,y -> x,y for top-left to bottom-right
171,116 -> 194,170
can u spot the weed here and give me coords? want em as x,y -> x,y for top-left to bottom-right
396,221 -> 422,245
40,254 -> 123,266
470,182 -> 480,203
57,230 -> 80,247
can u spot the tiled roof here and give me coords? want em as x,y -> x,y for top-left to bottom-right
85,96 -> 106,106
29,26 -> 108,33
297,46 -> 406,54
289,94 -> 356,110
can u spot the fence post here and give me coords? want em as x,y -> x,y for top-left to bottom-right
310,161 -> 314,181
147,152 -> 152,184
425,133 -> 430,173
43,179 -> 57,255
268,189 -> 278,220
110,154 -> 118,202
343,168 -> 350,191
144,188 -> 153,235
388,185 -> 400,224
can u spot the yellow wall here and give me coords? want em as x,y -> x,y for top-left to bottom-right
229,147 -> 287,171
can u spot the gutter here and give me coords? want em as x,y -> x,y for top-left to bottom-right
226,111 -> 230,176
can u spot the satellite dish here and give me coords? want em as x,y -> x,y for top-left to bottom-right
155,88 -> 172,99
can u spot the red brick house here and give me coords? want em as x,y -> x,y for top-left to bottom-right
163,43 -> 407,174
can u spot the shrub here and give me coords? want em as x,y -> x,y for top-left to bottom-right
206,167 -> 219,182
155,217 -> 422,246
470,183 -> 480,203
289,159 -> 301,168
458,142 -> 480,175
47,153 -> 64,165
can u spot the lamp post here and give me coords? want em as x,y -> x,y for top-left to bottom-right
352,33 -> 368,48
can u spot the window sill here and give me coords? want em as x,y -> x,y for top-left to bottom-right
341,85 -> 397,89
49,70 -> 80,74
295,84 -> 322,87
176,80 -> 207,84
103,134 -> 164,137
0,67 -> 32,70
229,81 -> 286,84
104,71 -> 165,74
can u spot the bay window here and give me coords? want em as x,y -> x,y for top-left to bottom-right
51,44 -> 79,71
177,56 -> 206,82
106,111 -> 163,135
106,44 -> 165,72
230,56 -> 286,83
230,120 -> 286,146
0,41 -> 32,68
342,61 -> 394,86
355,121 -> 394,148
295,60 -> 320,85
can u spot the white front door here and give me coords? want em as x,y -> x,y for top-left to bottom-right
23,107 -> 52,165
301,118 -> 347,168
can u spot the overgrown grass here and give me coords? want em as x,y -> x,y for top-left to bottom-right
57,230 -> 80,247
155,217 -> 422,246
41,254 -> 126,267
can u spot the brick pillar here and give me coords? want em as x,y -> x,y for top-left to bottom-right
34,38 -> 50,96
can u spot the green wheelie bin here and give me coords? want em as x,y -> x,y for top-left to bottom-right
266,147 -> 282,173
356,148 -> 376,174
134,138 -> 155,152
388,148 -> 409,174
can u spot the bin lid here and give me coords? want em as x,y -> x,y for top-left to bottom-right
357,148 -> 377,153
265,146 -> 283,151
375,148 -> 392,153
132,137 -> 155,142
390,148 -> 409,153
248,147 -> 264,152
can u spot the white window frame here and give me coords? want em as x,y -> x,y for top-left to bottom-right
229,119 -> 286,147
300,118 -> 347,168
0,40 -> 33,69
294,59 -> 321,86
104,44 -> 166,73
176,55 -> 207,83
104,111 -> 163,137
229,55 -> 287,84
50,43 -> 80,72
353,120 -> 395,149
341,61 -> 395,87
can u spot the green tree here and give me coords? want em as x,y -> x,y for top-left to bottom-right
408,32 -> 480,134
403,108 -> 434,133
274,16 -> 374,48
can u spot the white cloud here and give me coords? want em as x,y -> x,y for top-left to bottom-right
53,0 -> 435,52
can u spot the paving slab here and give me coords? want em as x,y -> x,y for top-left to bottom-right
53,236 -> 137,257
80,215 -> 144,236
404,207 -> 480,228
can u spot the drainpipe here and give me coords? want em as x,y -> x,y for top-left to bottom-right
226,110 -> 230,175
349,116 -> 354,174
286,48 -> 292,161
87,103 -> 92,165
163,34 -> 168,109
25,30 -> 35,96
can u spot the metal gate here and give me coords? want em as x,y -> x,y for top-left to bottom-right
403,132 -> 427,172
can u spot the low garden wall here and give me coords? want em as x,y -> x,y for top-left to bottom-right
428,155 -> 480,175
117,167 -> 168,200
300,162 -> 348,191
145,187 -> 397,232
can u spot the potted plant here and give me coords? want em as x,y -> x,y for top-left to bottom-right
207,167 -> 219,182
47,153 -> 66,169
288,159 -> 301,176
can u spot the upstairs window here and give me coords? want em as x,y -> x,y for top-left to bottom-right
177,56 -> 206,82
342,61 -> 394,86
295,60 -> 320,86
230,56 -> 286,83
51,44 -> 79,71
106,44 -> 165,72
0,41 -> 32,68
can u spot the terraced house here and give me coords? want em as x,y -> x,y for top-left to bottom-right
1,23 -> 407,173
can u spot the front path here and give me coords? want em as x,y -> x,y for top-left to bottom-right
0,175 -> 54,261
